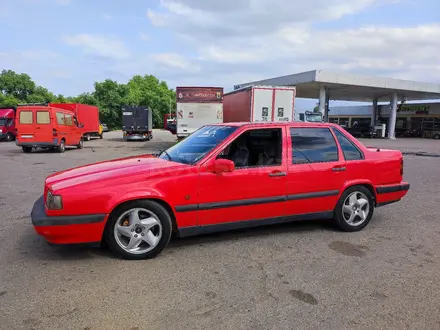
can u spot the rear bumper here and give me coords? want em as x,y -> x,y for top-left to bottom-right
375,182 -> 410,207
31,195 -> 107,244
16,140 -> 59,147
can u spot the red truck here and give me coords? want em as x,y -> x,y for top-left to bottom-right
50,103 -> 102,140
223,85 -> 296,123
0,107 -> 17,141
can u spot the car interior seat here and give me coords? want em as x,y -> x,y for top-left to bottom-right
257,144 -> 276,165
230,139 -> 249,167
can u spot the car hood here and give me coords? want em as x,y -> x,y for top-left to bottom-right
46,154 -> 186,190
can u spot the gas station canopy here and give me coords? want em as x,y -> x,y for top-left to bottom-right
234,70 -> 440,103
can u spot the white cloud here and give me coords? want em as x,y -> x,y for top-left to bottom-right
150,53 -> 201,71
63,34 -> 130,60
145,0 -> 440,86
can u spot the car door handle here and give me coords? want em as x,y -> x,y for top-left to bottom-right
332,166 -> 346,172
269,171 -> 287,177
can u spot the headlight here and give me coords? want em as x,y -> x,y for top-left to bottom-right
46,190 -> 63,210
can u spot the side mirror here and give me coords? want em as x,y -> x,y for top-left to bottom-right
207,159 -> 235,174
78,123 -> 84,128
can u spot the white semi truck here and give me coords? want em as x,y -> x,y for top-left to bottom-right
175,86 -> 223,140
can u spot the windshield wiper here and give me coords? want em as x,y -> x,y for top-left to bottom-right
160,150 -> 172,161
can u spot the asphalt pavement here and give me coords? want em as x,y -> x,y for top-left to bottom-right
1,130 -> 440,330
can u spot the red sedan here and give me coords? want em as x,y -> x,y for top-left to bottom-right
31,122 -> 410,259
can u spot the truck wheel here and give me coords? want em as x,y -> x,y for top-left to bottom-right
333,185 -> 374,232
57,139 -> 66,153
105,200 -> 173,260
77,138 -> 83,149
6,133 -> 14,142
22,146 -> 32,153
99,134 -> 103,139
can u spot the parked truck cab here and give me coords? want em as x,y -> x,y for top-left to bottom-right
15,104 -> 84,153
0,107 -> 17,142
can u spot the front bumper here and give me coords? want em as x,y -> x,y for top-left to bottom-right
31,195 -> 107,244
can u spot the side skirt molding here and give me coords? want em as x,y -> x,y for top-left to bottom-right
178,211 -> 334,237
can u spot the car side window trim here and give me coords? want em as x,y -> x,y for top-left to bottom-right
289,126 -> 339,164
332,127 -> 365,160
211,126 -> 285,170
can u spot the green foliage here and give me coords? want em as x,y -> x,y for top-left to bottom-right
0,70 -> 176,130
0,69 -> 36,100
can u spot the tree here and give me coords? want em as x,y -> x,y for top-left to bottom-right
0,69 -> 177,129
126,75 -> 176,127
26,86 -> 56,103
93,79 -> 130,129
0,70 -> 36,100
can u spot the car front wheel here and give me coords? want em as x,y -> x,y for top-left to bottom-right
333,185 -> 374,232
105,200 -> 173,260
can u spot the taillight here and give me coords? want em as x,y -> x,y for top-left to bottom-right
53,128 -> 58,137
400,158 -> 403,176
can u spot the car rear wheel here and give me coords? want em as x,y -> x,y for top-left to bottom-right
22,146 -> 32,153
57,140 -> 66,153
106,200 -> 173,260
333,185 -> 374,232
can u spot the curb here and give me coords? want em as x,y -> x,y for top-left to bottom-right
402,151 -> 440,158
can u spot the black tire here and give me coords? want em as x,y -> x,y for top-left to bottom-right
333,185 -> 374,232
6,133 -> 14,142
85,134 -> 91,141
22,146 -> 32,153
105,200 -> 173,260
77,138 -> 83,149
57,139 -> 66,153
99,134 -> 103,139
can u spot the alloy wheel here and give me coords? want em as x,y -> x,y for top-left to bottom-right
342,191 -> 370,226
113,208 -> 163,254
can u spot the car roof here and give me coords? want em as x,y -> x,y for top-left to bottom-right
211,121 -> 338,128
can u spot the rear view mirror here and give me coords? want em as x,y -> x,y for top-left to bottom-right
207,159 -> 235,174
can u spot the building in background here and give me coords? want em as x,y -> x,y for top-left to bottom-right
329,102 -> 440,137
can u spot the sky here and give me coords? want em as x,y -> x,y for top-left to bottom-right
1,0 -> 440,110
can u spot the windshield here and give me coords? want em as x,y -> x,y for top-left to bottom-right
159,125 -> 238,165
306,113 -> 323,122
0,119 -> 6,126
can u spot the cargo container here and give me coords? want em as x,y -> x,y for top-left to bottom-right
50,103 -> 101,140
176,86 -> 223,139
223,85 -> 296,123
121,105 -> 153,141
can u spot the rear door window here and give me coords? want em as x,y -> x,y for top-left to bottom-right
19,111 -> 33,124
290,127 -> 339,164
333,128 -> 364,160
36,111 -> 50,124
56,112 -> 65,125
